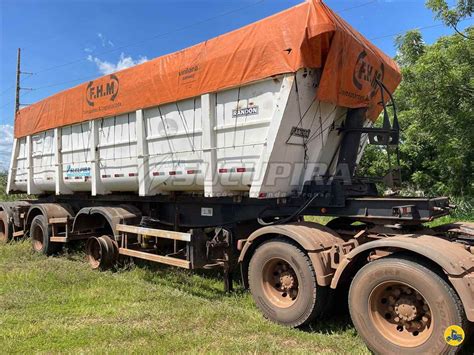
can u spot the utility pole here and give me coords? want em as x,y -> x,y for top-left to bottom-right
14,48 -> 33,116
14,48 -> 21,114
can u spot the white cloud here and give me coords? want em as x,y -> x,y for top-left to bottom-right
87,52 -> 148,75
97,32 -> 114,47
0,124 -> 13,172
84,47 -> 94,53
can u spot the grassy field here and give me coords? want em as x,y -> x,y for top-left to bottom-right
0,240 -> 369,354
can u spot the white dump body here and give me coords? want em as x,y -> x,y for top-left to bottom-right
7,69 -> 370,198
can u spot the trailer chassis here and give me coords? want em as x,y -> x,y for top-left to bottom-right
2,86 -> 473,353
2,184 -> 473,355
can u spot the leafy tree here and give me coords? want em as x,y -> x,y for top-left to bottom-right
394,30 -> 425,66
426,0 -> 473,38
358,27 -> 474,197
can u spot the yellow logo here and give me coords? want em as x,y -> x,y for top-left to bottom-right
444,325 -> 465,346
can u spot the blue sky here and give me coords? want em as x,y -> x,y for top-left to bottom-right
0,0 -> 472,169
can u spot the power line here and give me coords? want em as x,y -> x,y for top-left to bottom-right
0,0 -> 272,102
32,0 -> 268,75
29,0 -> 381,77
371,23 -> 446,40
0,75 -> 34,98
0,0 -> 268,98
5,0 -> 378,97
2,74 -> 98,102
370,17 -> 473,41
0,90 -> 33,110
3,1 -> 470,106
0,84 -> 16,97
35,74 -> 98,91
338,0 -> 377,13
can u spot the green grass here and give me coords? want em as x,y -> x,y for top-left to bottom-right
304,216 -> 334,225
0,241 -> 368,354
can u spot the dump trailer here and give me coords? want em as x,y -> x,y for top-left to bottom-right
2,0 -> 473,353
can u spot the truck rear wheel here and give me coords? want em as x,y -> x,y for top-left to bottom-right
30,215 -> 60,255
86,235 -> 118,270
248,238 -> 327,328
0,212 -> 12,243
349,256 -> 467,354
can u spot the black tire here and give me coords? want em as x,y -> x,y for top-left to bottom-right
349,256 -> 468,354
248,238 -> 328,328
0,211 -> 12,243
30,215 -> 60,255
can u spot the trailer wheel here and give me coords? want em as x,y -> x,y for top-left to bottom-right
349,256 -> 467,354
30,215 -> 60,255
248,238 -> 327,327
0,212 -> 12,243
86,235 -> 118,270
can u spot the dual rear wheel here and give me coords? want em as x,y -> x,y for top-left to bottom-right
248,240 -> 467,353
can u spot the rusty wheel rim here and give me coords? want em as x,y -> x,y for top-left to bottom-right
369,281 -> 433,347
261,258 -> 299,308
31,223 -> 44,252
86,238 -> 102,269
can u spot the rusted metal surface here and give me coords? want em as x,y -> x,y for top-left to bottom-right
0,201 -> 31,237
116,224 -> 191,242
0,201 -> 31,217
49,217 -> 69,224
239,222 -> 344,256
49,236 -> 67,243
238,222 -> 474,322
119,247 -> 191,269
238,222 -> 345,286
12,230 -> 24,238
261,258 -> 299,307
432,221 -> 474,237
369,281 -> 433,346
85,235 -> 119,270
25,203 -> 73,230
449,273 -> 474,321
330,234 -> 474,321
72,205 -> 142,237
332,235 -> 474,284
49,233 -> 93,243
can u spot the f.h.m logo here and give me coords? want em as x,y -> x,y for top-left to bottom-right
353,50 -> 385,98
86,74 -> 119,107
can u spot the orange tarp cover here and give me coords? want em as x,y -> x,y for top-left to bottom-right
15,0 -> 401,138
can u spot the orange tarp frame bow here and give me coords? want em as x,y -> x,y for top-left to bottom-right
14,0 -> 401,138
